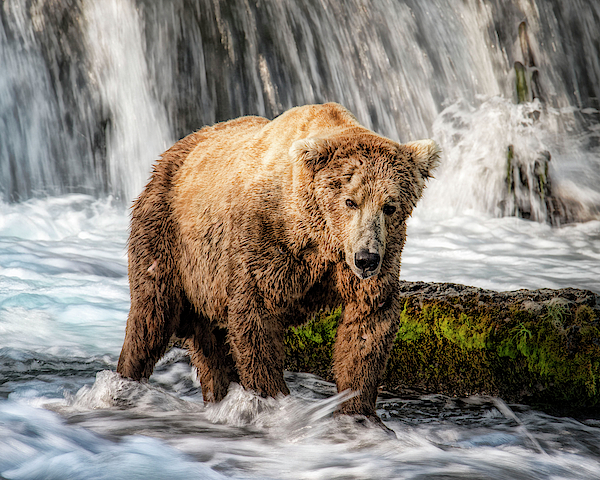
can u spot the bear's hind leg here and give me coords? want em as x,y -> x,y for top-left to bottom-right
185,324 -> 238,403
227,295 -> 290,398
117,271 -> 181,380
117,310 -> 178,380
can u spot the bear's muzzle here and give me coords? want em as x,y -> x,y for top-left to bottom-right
354,250 -> 381,279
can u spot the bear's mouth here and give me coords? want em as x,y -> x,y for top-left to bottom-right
356,269 -> 379,280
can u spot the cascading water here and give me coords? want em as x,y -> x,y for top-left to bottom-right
1,0 -> 599,220
2,3 -> 600,478
0,0 -> 172,202
82,0 -> 173,203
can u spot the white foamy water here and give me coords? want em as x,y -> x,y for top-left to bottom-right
403,213 -> 600,293
0,196 -> 129,357
423,97 -> 600,224
1,195 -> 600,479
2,0 -> 600,477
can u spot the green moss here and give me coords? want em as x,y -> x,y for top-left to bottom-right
496,320 -> 533,359
284,307 -> 341,380
435,310 -> 492,350
391,302 -> 496,394
491,302 -> 600,405
386,297 -> 600,409
544,301 -> 568,334
576,305 -> 596,325
515,61 -> 529,104
397,302 -> 493,350
397,302 -> 427,342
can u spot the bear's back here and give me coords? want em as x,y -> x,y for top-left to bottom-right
171,103 -> 362,217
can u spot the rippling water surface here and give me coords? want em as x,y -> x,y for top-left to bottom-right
2,0 -> 600,477
1,196 -> 600,479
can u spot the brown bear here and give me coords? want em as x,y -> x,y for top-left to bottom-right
117,102 -> 439,420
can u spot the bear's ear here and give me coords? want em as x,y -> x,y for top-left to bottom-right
289,137 -> 336,171
404,139 -> 441,179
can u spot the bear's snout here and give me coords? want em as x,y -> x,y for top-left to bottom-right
354,250 -> 381,278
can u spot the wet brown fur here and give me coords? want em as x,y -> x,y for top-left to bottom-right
117,103 -> 439,417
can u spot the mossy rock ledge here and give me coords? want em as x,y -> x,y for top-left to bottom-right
284,282 -> 600,416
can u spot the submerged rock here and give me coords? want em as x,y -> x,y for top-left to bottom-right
285,282 -> 600,416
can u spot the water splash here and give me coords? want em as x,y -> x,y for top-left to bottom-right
69,370 -> 201,412
3,337 -> 600,479
424,96 -> 600,223
205,380 -> 356,434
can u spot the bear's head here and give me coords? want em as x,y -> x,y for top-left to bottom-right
291,134 -> 440,279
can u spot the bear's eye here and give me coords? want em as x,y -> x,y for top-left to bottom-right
346,199 -> 358,209
383,204 -> 396,215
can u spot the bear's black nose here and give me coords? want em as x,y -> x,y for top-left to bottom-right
355,251 -> 380,272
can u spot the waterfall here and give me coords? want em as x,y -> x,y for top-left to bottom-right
1,0 -> 599,221
0,0 -> 172,202
82,0 -> 172,202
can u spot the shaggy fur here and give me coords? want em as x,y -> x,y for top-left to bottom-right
117,103 -> 439,417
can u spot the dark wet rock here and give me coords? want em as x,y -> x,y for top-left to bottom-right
285,282 -> 600,417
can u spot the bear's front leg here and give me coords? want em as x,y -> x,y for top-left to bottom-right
227,293 -> 290,398
333,296 -> 400,418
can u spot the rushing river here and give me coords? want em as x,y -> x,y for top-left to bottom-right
1,197 -> 599,479
1,0 -> 600,478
